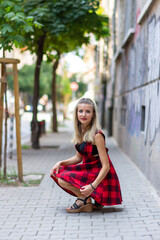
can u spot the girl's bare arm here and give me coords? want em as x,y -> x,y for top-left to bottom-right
50,151 -> 82,175
80,133 -> 110,197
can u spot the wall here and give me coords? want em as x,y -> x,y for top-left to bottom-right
111,0 -> 160,193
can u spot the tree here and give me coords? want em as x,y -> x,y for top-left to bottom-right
0,0 -> 37,180
22,0 -> 109,148
43,0 -> 109,132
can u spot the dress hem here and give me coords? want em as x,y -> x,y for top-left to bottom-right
50,175 -> 123,206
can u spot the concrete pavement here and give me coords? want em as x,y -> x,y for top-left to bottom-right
0,120 -> 160,240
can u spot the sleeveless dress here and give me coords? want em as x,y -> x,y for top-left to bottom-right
51,130 -> 122,206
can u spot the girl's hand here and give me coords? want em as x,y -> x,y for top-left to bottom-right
80,184 -> 94,197
50,162 -> 61,176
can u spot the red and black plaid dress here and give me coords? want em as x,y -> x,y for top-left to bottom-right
51,130 -> 122,206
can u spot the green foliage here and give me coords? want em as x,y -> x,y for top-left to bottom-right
56,67 -> 71,102
0,0 -> 35,50
0,170 -> 44,187
21,145 -> 31,149
77,81 -> 87,98
40,62 -> 52,97
7,62 -> 76,101
7,62 -> 52,97
70,74 -> 87,98
23,0 -> 109,59
7,62 -> 86,103
1,0 -> 109,104
7,64 -> 34,94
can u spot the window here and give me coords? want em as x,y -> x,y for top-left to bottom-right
114,107 -> 117,121
124,0 -> 136,36
141,105 -> 145,131
120,96 -> 127,126
103,38 -> 108,67
120,107 -> 126,126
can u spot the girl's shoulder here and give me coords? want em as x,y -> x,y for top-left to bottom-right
95,129 -> 105,140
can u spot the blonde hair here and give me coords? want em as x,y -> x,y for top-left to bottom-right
72,98 -> 101,144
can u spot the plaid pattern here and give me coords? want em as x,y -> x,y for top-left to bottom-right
51,131 -> 122,206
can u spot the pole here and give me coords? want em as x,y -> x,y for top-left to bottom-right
0,64 -> 5,168
4,75 -> 8,178
13,63 -> 23,181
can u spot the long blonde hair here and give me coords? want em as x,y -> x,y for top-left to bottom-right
72,98 -> 101,144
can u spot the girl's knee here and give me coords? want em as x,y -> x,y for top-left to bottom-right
58,178 -> 68,187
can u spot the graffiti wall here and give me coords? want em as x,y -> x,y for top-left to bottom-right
126,83 -> 160,146
113,9 -> 160,193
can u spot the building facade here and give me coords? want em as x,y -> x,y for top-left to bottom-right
107,0 -> 160,194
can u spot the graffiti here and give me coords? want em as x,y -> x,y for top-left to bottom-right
128,45 -> 135,90
126,81 -> 160,146
148,16 -> 160,82
145,82 -> 160,145
134,8 -> 141,38
135,29 -> 148,85
125,14 -> 160,146
113,9 -> 160,193
127,90 -> 141,137
128,28 -> 147,90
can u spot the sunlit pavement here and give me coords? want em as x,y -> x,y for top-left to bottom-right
0,120 -> 160,240
2,111 -> 57,154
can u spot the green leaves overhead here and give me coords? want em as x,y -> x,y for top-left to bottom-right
22,0 -> 109,62
0,0 -> 109,57
0,0 -> 34,50
1,24 -> 13,34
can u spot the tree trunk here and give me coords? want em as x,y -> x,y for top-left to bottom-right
31,34 -> 45,149
51,52 -> 60,132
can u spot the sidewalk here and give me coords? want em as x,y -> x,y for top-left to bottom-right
0,121 -> 160,240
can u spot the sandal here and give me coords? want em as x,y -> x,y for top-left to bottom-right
66,197 -> 93,213
93,200 -> 104,210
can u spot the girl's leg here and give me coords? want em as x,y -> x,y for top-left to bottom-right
57,178 -> 91,207
57,178 -> 83,197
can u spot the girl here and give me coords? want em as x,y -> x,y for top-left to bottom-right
50,98 -> 122,213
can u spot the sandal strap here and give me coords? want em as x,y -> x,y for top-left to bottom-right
77,197 -> 89,205
94,201 -> 102,208
70,197 -> 90,210
71,202 -> 80,210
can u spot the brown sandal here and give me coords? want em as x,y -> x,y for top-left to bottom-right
66,197 -> 93,213
93,201 -> 104,210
